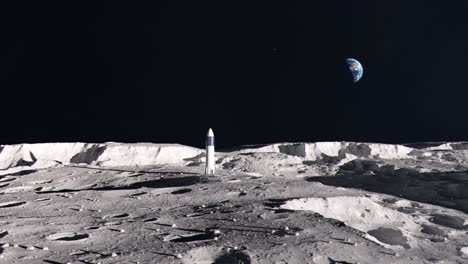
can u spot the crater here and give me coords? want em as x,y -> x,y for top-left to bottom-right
107,213 -> 129,218
0,230 -> 8,239
166,231 -> 221,243
421,224 -> 447,236
214,251 -> 251,264
429,214 -> 467,230
171,188 -> 192,195
0,177 -> 15,183
5,170 -> 37,176
2,186 -> 35,194
367,227 -> 409,248
130,192 -> 147,198
143,218 -> 158,222
46,232 -> 89,241
35,198 -> 52,202
43,260 -> 64,264
84,226 -> 100,230
0,201 -> 27,208
182,246 -> 251,264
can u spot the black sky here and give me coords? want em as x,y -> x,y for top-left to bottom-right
1,1 -> 468,148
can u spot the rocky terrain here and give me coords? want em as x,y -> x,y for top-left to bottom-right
0,141 -> 467,263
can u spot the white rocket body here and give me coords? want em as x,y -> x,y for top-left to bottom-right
205,128 -> 215,175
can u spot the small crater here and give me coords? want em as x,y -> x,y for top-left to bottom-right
171,188 -> 192,195
84,226 -> 100,230
0,201 -> 27,208
185,213 -> 206,218
46,232 -> 89,241
228,179 -> 241,183
30,179 -> 53,185
130,192 -> 147,197
35,198 -> 52,202
110,213 -> 129,218
367,228 -> 409,248
6,170 -> 37,176
263,198 -> 290,208
143,218 -> 158,222
109,228 -> 125,232
273,209 -> 294,214
168,231 -> 221,243
397,207 -> 417,214
0,177 -> 15,183
128,173 -> 145,178
102,213 -> 129,219
429,236 -> 446,243
327,257 -> 355,264
0,230 -> 8,239
214,251 -> 251,264
42,260 -> 63,264
2,186 -> 35,194
104,221 -> 123,226
421,224 -> 447,236
429,214 -> 466,230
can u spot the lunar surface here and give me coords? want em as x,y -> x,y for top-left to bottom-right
0,141 -> 468,263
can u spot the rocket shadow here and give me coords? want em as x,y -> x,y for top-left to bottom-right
305,161 -> 468,214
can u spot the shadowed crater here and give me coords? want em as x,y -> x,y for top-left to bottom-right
37,176 -> 207,193
0,230 -> 8,239
421,224 -> 447,236
263,198 -> 298,214
213,251 -> 251,264
107,213 -> 129,218
263,198 -> 292,208
0,201 -> 27,208
367,227 -> 409,248
42,260 -> 63,264
429,214 -> 467,230
46,232 -> 89,241
4,170 -> 37,176
169,231 -> 220,243
328,257 -> 355,264
0,177 -> 15,183
171,188 -> 192,195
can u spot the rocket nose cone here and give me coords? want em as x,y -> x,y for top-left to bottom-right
207,128 -> 214,137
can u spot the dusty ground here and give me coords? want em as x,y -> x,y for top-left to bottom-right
0,143 -> 468,263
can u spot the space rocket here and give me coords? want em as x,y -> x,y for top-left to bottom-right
205,128 -> 215,175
